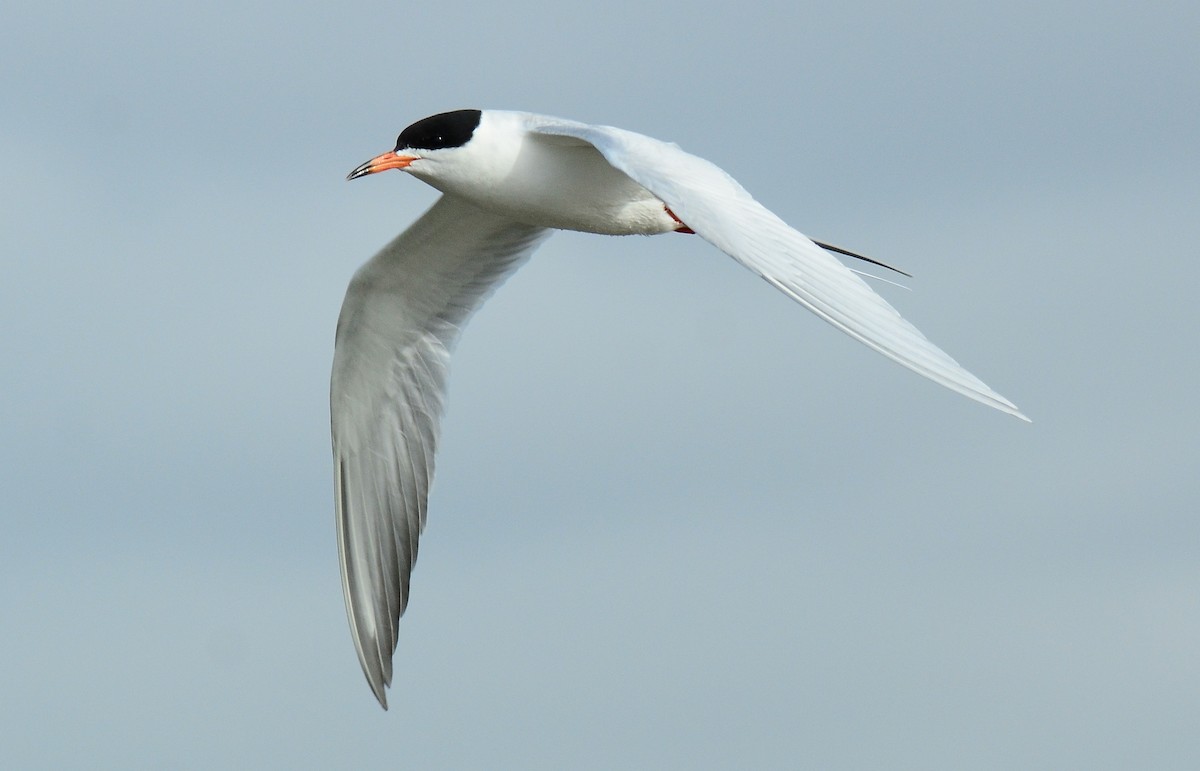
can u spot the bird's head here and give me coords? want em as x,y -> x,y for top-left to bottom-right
346,109 -> 483,181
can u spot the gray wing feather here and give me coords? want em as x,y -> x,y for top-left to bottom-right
527,116 -> 1027,421
332,194 -> 550,708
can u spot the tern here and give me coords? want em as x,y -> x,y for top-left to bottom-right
335,109 -> 1027,708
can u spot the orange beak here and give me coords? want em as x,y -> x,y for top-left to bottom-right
346,151 -> 418,181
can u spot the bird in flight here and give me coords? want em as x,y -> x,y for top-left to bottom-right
335,109 -> 1027,708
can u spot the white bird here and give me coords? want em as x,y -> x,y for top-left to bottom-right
334,109 -> 1028,708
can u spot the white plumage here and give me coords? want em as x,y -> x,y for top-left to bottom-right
334,109 -> 1027,708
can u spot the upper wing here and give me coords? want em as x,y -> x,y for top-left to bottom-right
527,116 -> 1028,421
332,194 -> 550,708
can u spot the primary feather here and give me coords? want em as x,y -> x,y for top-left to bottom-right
332,194 -> 548,707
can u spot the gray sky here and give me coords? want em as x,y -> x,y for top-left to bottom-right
3,0 -> 1198,767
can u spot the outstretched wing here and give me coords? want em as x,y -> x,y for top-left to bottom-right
527,115 -> 1027,420
332,194 -> 550,708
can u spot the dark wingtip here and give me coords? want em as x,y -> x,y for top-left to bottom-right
813,240 -> 913,278
368,677 -> 389,710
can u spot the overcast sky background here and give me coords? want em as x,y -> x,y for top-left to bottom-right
3,0 -> 1198,768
